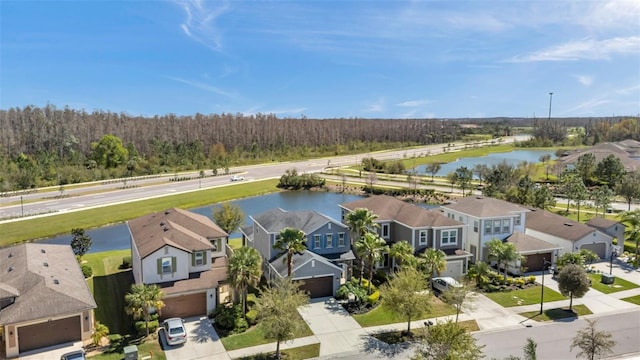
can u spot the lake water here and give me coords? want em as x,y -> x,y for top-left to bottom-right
39,191 -> 364,253
413,149 -> 556,178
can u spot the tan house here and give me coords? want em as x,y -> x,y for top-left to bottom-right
128,208 -> 230,319
0,244 -> 96,359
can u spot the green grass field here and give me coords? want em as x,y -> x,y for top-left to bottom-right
621,295 -> 640,305
220,319 -> 314,351
235,343 -> 320,360
484,286 -> 565,307
0,179 -> 280,246
353,297 -> 456,327
519,304 -> 592,322
588,273 -> 639,294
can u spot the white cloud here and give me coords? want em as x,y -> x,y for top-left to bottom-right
564,97 -> 614,115
165,76 -> 234,98
364,98 -> 385,113
262,107 -> 307,116
616,84 -> 640,95
574,75 -> 593,86
173,0 -> 229,52
397,99 -> 432,107
508,36 -> 640,62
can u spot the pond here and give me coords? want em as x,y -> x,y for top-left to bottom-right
39,191 -> 364,253
413,149 -> 556,178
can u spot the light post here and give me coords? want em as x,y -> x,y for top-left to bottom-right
548,92 -> 554,121
540,259 -> 553,314
20,195 -> 24,217
610,249 -> 618,275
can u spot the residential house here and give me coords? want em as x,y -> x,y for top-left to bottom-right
586,217 -> 625,250
1,244 -> 96,359
128,208 -> 230,319
340,195 -> 471,279
559,141 -> 640,172
504,231 -> 561,274
240,208 -> 351,298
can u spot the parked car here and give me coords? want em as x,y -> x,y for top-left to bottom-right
60,350 -> 86,360
432,277 -> 462,293
230,175 -> 244,181
163,317 -> 187,346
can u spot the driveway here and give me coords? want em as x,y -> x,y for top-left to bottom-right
162,316 -> 230,360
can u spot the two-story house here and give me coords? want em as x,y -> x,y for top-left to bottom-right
128,208 -> 230,319
240,208 -> 352,298
339,195 -> 471,279
1,244 -> 96,359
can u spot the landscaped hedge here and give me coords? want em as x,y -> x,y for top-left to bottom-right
135,320 -> 158,336
81,264 -> 93,278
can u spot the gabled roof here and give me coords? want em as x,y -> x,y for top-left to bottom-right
251,208 -> 346,234
506,231 -> 562,254
158,256 -> 229,296
441,196 -> 527,218
586,217 -> 621,232
269,250 -> 342,278
560,142 -> 640,172
525,208 -> 599,242
128,208 -> 227,259
340,195 -> 462,228
0,244 -> 96,324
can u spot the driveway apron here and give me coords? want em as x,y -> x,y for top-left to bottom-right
163,316 -> 230,360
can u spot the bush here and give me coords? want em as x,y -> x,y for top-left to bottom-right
81,264 -> 93,278
373,270 -> 389,286
119,256 -> 132,269
367,290 -> 380,304
214,304 -> 241,331
515,278 -> 526,288
506,277 -> 514,285
526,276 -> 536,284
135,320 -> 158,336
245,309 -> 258,326
336,279 -> 368,303
234,317 -> 249,333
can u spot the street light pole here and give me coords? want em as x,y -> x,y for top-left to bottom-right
548,92 -> 554,121
540,259 -> 552,315
610,249 -> 618,275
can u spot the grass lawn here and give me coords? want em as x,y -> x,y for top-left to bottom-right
371,320 -> 479,345
484,286 -> 565,307
0,179 -> 280,246
588,273 -> 639,294
353,297 -> 456,327
234,343 -> 320,360
621,295 -> 640,305
404,144 -> 514,167
88,334 -> 165,360
221,318 -> 314,351
228,237 -> 243,249
519,305 -> 592,322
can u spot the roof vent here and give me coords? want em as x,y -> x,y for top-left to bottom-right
8,266 -> 13,272
163,227 -> 169,232
160,222 -> 165,226
165,210 -> 170,215
41,249 -> 46,253
564,223 -> 574,227
53,279 -> 59,285
44,262 -> 49,267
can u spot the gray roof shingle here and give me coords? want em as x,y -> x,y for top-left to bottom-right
251,208 -> 345,234
506,231 -> 561,253
441,196 -> 527,218
525,208 -> 598,242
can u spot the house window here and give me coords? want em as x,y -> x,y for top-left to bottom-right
381,224 -> 390,239
502,219 -> 510,233
419,230 -> 428,245
314,234 -> 321,249
194,251 -> 205,266
459,216 -> 463,222
484,221 -> 492,235
493,220 -> 501,234
162,257 -> 173,274
326,234 -> 333,248
514,216 -> 521,226
328,223 -> 332,230
376,253 -> 389,268
338,233 -> 345,247
441,230 -> 458,246
473,221 -> 479,233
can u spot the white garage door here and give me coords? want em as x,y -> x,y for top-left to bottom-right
441,260 -> 463,280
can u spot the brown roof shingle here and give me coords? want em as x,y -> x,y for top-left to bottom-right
441,196 -> 527,218
506,231 -> 561,253
525,209 -> 598,242
0,244 -> 96,324
128,208 -> 228,259
585,217 -> 620,232
340,195 -> 462,228
159,256 -> 229,296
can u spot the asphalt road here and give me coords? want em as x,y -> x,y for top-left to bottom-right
0,137 -> 520,221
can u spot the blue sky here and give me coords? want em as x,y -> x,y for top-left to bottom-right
1,1 -> 639,119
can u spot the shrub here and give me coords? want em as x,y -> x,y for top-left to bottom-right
214,304 -> 241,331
234,317 -> 248,333
367,290 -> 380,304
81,265 -> 93,278
135,320 -> 158,336
506,277 -> 514,285
373,270 -> 389,286
245,309 -> 258,326
336,279 -> 368,303
246,293 -> 257,308
515,278 -> 526,288
526,276 -> 536,284
119,256 -> 132,269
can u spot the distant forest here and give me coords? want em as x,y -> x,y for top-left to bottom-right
0,104 -> 637,192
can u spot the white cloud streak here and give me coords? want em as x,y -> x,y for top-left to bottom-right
165,76 -> 234,98
574,75 -> 593,87
397,99 -> 431,107
508,36 -> 640,62
173,0 -> 229,52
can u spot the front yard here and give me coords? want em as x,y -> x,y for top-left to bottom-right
220,317 -> 314,351
519,304 -> 592,322
588,272 -> 639,294
483,285 -> 565,307
353,296 -> 456,327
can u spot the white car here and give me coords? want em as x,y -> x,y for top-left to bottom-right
60,350 -> 86,360
163,317 -> 187,346
230,175 -> 244,181
432,277 -> 462,293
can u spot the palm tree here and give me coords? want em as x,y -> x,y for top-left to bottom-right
487,238 -> 521,283
389,240 -> 416,269
345,208 -> 380,281
620,209 -> 640,267
274,227 -> 307,277
467,261 -> 491,287
91,321 -> 110,347
419,248 -> 447,287
228,246 -> 263,316
355,232 -> 389,294
125,284 -> 165,336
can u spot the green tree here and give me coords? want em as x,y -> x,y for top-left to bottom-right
592,186 -> 614,218
595,155 -> 625,187
467,261 -> 491,288
355,232 -> 389,294
427,162 -> 442,182
523,338 -> 538,360
557,264 -> 590,311
540,154 -> 552,181
91,321 -> 110,347
70,228 -> 92,260
446,171 -> 457,193
556,252 -> 586,271
575,153 -> 596,185
570,319 -> 615,360
274,227 -> 307,277
487,238 -> 521,283
473,164 -> 490,185
228,246 -> 263,316
90,134 -> 128,168
441,282 -> 476,323
620,209 -> 640,267
389,240 -> 417,269
565,174 -> 588,221
579,249 -> 600,266
412,320 -> 484,360
379,267 -> 431,334
256,277 -> 309,360
212,203 -> 245,240
124,284 -> 165,336
345,208 -> 380,281
533,184 -> 556,210
454,166 -> 473,196
419,248 -> 447,288
616,171 -> 640,211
